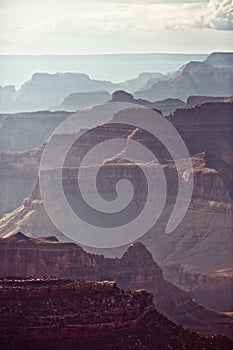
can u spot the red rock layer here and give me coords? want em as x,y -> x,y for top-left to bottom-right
0,233 -> 232,341
0,277 -> 232,350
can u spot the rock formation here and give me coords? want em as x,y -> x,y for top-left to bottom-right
0,85 -> 16,111
187,95 -> 233,106
150,97 -> 186,115
0,147 -> 42,217
0,110 -> 72,152
1,277 -> 232,350
135,61 -> 233,101
1,53 -> 232,113
53,90 -> 111,111
0,73 -> 118,113
168,102 -> 233,164
117,72 -> 166,93
0,233 -> 232,341
0,103 -> 232,313
205,52 -> 233,70
111,90 -> 186,115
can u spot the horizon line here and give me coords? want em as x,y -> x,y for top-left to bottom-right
0,52 -> 216,56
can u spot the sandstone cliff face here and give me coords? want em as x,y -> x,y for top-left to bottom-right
1,277 -> 232,350
0,233 -> 232,341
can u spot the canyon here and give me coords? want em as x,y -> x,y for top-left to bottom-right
0,102 -> 232,314
1,53 -> 232,114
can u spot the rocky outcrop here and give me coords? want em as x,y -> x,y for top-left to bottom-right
52,90 -> 111,111
187,95 -> 233,106
135,61 -> 233,101
205,52 -> 233,69
1,277 -> 232,350
0,233 -> 232,340
150,97 -> 186,115
176,152 -> 233,202
111,90 -> 186,115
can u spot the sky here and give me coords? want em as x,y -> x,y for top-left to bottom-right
0,0 -> 232,54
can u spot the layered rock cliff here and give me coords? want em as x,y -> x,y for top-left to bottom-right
0,233 -> 232,340
1,277 -> 232,350
168,102 -> 233,164
0,103 -> 232,313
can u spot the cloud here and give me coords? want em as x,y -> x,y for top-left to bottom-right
163,0 -> 233,31
114,0 -> 208,3
196,0 -> 233,30
37,2 -> 205,36
0,0 -> 232,54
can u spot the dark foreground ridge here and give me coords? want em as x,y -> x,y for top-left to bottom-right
0,277 -> 232,350
0,233 -> 233,341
